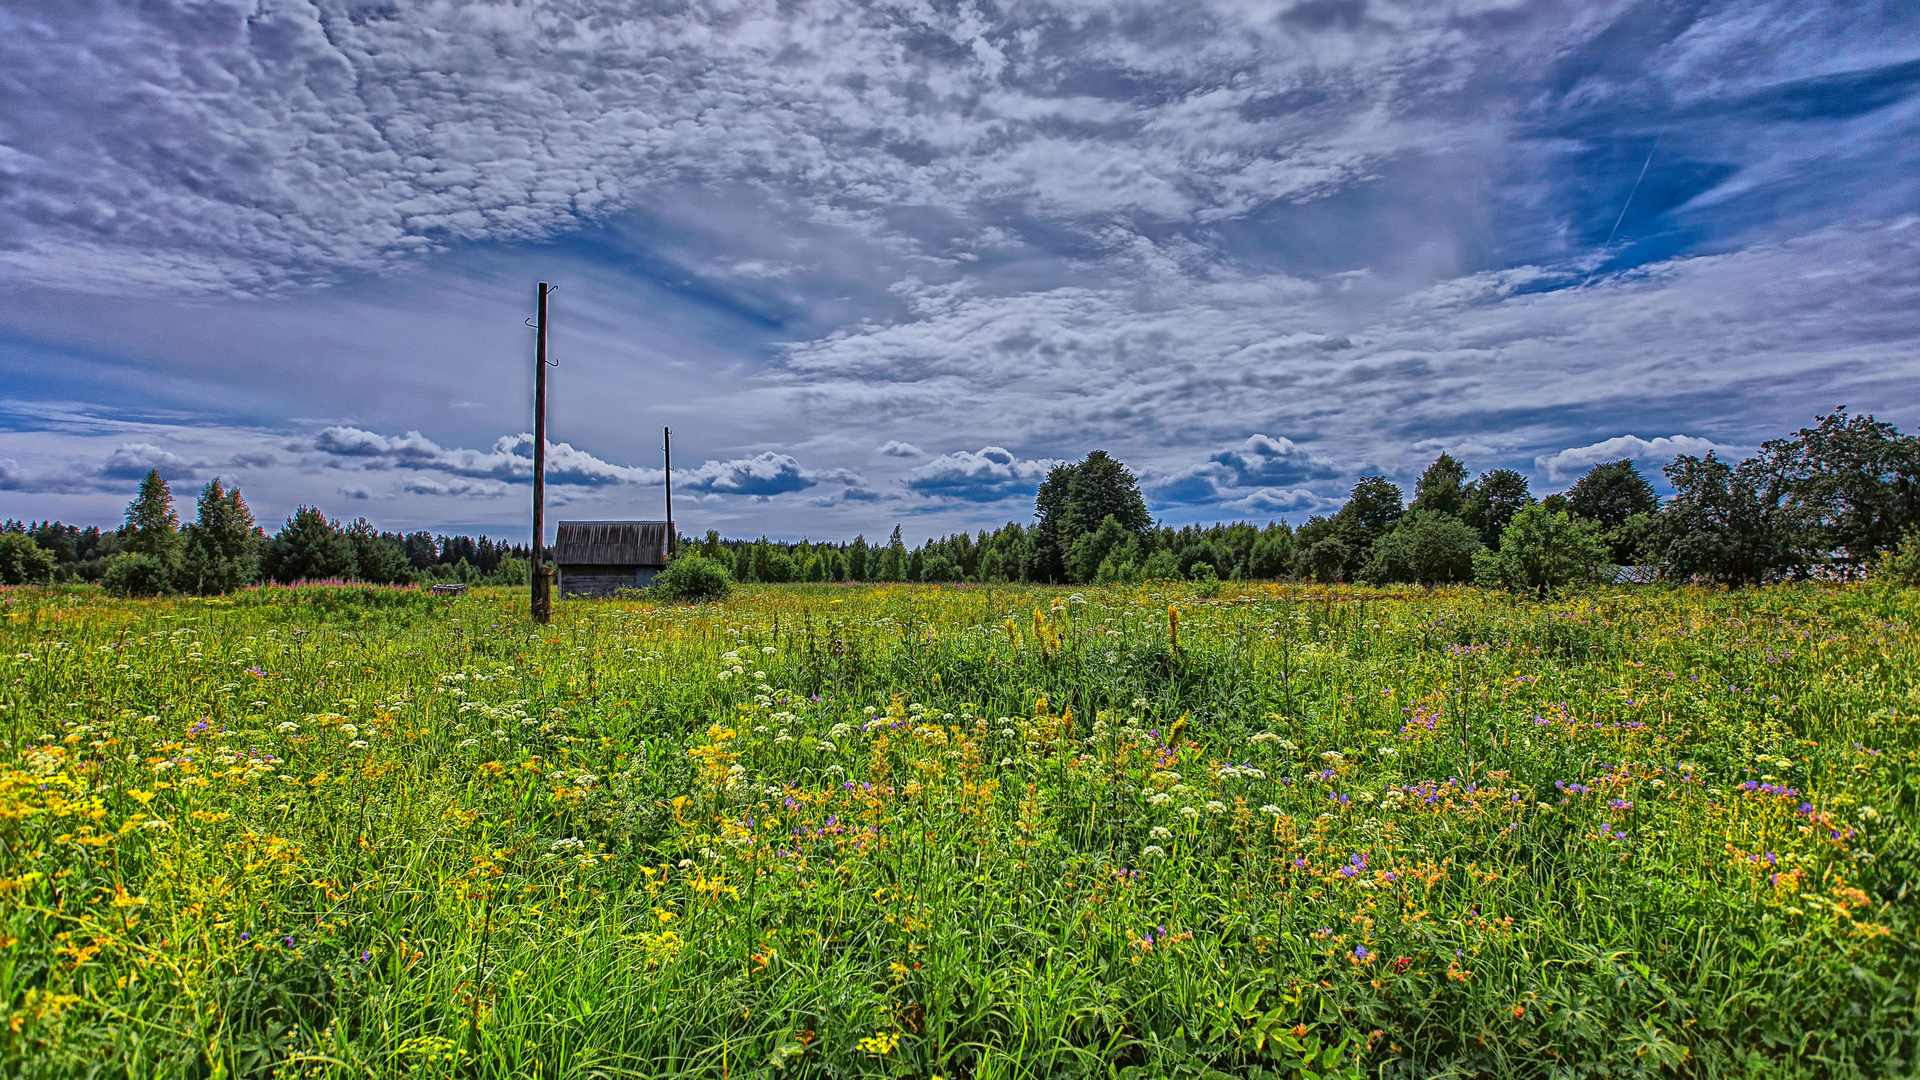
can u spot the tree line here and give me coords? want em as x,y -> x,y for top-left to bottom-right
699,410 -> 1919,591
0,473 -> 532,595
1,408 -> 1914,594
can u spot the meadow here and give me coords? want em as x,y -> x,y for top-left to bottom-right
1,580 -> 1915,1079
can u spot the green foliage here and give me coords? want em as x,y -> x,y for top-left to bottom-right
1756,408 -> 1920,570
1331,476 -> 1404,578
1409,453 -> 1469,518
1659,452 -> 1801,586
100,551 -> 172,597
649,553 -> 734,602
1462,468 -> 1534,547
1879,527 -> 1920,587
1363,510 -> 1483,587
121,469 -> 181,563
1297,536 -> 1350,583
0,533 -> 56,585
1566,459 -> 1660,531
1035,451 -> 1151,582
178,478 -> 260,596
260,507 -> 357,584
1069,514 -> 1133,583
343,519 -> 412,585
1475,504 -> 1610,595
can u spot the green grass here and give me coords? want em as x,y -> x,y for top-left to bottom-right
1,580 -> 1916,1078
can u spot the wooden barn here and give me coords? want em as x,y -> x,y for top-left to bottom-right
554,520 -> 670,598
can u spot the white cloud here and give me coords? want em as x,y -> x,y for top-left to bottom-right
877,441 -> 924,458
906,447 -> 1061,503
1535,434 -> 1729,483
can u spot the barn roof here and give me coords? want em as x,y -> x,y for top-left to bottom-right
554,520 -> 669,566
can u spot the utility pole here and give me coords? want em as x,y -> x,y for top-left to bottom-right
531,282 -> 552,624
663,426 -> 674,562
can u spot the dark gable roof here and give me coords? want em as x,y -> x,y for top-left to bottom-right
554,520 -> 669,566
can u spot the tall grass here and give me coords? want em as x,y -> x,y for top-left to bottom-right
1,581 -> 1915,1078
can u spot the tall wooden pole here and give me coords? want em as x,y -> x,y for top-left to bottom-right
663,426 -> 674,561
531,282 -> 552,624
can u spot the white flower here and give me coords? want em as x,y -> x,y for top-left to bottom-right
717,670 -> 734,682
458,738 -> 479,749
1259,805 -> 1283,816
1148,792 -> 1173,806
1377,747 -> 1397,758
1178,805 -> 1200,819
340,725 -> 358,738
1321,751 -> 1343,762
1205,801 -> 1226,814
1249,732 -> 1281,744
761,646 -> 777,655
276,722 -> 299,734
550,836 -> 586,851
349,740 -> 369,749
1140,845 -> 1167,859
1149,825 -> 1173,840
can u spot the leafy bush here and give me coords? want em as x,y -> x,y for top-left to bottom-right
101,552 -> 173,597
1361,511 -> 1482,587
0,533 -> 56,585
651,554 -> 734,603
1880,527 -> 1920,587
1474,505 -> 1610,596
1188,560 -> 1223,597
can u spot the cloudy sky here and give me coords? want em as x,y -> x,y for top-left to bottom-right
2,0 -> 1917,541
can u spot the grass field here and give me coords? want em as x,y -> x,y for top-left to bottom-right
1,581 -> 1916,1078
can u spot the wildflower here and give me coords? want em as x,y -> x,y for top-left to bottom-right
276,722 -> 299,734
1350,945 -> 1371,963
1204,800 -> 1226,814
1140,845 -> 1167,859
1149,825 -> 1172,840
1178,805 -> 1200,819
1259,804 -> 1282,816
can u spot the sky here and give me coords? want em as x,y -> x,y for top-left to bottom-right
2,0 -> 1917,543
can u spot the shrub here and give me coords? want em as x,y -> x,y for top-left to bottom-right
1188,561 -> 1222,598
1880,527 -> 1920,587
102,552 -> 173,597
1474,505 -> 1610,596
0,533 -> 56,585
651,554 -> 734,603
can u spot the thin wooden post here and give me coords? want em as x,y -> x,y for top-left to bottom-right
663,426 -> 674,562
531,282 -> 552,624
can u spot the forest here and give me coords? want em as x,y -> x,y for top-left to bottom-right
2,408 -> 1917,595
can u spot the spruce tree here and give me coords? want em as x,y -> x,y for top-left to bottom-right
122,470 -> 181,562
179,478 -> 260,595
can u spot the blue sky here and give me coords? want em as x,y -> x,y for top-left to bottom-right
2,0 -> 1917,542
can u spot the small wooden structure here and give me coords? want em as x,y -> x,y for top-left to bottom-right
429,583 -> 469,597
554,520 -> 670,598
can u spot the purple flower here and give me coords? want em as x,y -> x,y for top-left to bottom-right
360,950 -> 372,962
1352,945 -> 1370,961
282,936 -> 295,947
239,932 -> 250,942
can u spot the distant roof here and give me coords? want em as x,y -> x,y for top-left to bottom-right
554,520 -> 669,566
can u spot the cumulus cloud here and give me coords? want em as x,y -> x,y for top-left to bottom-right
906,447 -> 1061,503
310,426 -> 655,487
101,443 -> 206,482
1148,435 -> 1340,506
877,441 -> 924,458
680,452 -> 830,497
1536,435 -> 1730,483
1225,488 -> 1340,516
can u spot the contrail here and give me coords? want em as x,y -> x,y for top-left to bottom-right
1583,136 -> 1659,289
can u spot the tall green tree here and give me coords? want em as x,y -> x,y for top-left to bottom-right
1409,454 -> 1469,518
178,478 -> 260,595
1332,476 -> 1404,577
1657,453 -> 1801,586
1566,460 -> 1660,532
1754,408 -> 1920,570
261,507 -> 357,584
1363,511 -> 1482,587
1462,469 -> 1535,547
344,519 -> 412,584
121,470 -> 182,563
